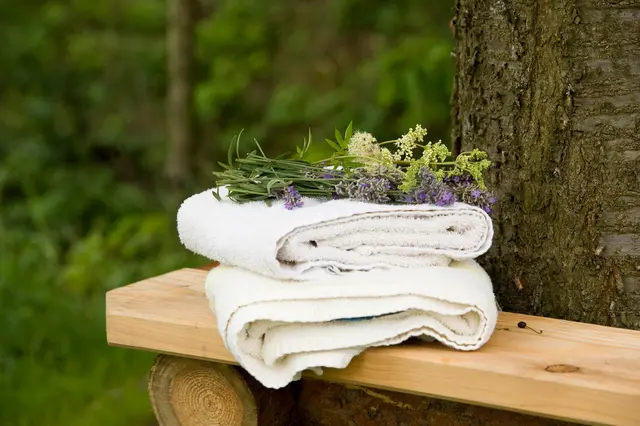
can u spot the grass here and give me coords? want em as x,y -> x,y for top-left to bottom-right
0,207 -> 203,426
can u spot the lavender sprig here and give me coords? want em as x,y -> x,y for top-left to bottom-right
335,176 -> 392,204
445,172 -> 497,214
403,168 -> 456,207
281,186 -> 304,210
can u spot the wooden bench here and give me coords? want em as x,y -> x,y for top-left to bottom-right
106,264 -> 640,426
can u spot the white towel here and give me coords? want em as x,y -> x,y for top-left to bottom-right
178,187 -> 494,280
205,260 -> 498,389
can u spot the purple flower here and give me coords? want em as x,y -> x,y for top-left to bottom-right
443,172 -> 474,187
404,167 -> 448,205
441,173 -> 498,215
435,190 -> 456,206
282,186 -> 303,210
334,169 -> 394,204
417,168 -> 440,188
481,195 -> 497,215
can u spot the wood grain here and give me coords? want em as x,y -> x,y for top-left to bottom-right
106,267 -> 640,426
149,354 -> 257,426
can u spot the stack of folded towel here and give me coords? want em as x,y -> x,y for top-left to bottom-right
177,186 -> 498,389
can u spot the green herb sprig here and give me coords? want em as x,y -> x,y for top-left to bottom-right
212,123 -> 496,213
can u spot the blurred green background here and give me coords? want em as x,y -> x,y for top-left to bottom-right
0,1 -> 454,424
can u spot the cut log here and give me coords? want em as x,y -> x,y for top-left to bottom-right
106,267 -> 640,425
148,355 -> 257,426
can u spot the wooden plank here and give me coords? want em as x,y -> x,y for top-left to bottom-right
106,268 -> 640,426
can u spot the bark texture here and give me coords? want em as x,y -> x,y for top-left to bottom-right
165,0 -> 196,186
452,0 -> 640,327
299,381 -> 572,426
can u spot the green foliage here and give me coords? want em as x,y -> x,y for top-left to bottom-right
195,0 -> 272,119
194,0 -> 454,164
446,149 -> 493,189
0,0 -> 454,424
0,213 -> 198,425
0,1 -> 195,425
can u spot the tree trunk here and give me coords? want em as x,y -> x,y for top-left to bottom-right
451,0 -> 640,327
165,0 -> 196,187
299,381 -> 572,426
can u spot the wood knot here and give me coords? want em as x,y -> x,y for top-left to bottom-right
545,364 -> 580,373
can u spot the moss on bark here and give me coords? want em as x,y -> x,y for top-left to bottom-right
452,0 -> 640,327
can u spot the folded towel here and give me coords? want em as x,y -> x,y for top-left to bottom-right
178,187 -> 494,280
205,260 -> 498,389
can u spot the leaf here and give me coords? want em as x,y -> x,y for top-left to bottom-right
343,121 -> 353,143
236,128 -> 244,160
254,138 -> 266,157
306,128 -> 313,152
325,138 -> 341,152
274,151 -> 291,160
211,189 -> 221,201
227,134 -> 236,166
336,128 -> 348,149
266,179 -> 289,193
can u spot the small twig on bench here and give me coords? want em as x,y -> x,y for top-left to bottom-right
518,321 -> 543,334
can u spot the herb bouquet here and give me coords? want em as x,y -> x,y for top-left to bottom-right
213,124 -> 496,214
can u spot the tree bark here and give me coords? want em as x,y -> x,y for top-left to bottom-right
165,0 -> 196,187
298,381 -> 572,426
451,0 -> 640,327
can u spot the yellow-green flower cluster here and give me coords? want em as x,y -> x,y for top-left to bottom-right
398,160 -> 422,192
347,130 -> 394,169
419,140 -> 450,165
342,123 -> 492,192
392,124 -> 428,161
347,131 -> 378,159
399,140 -> 450,191
448,149 -> 492,189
